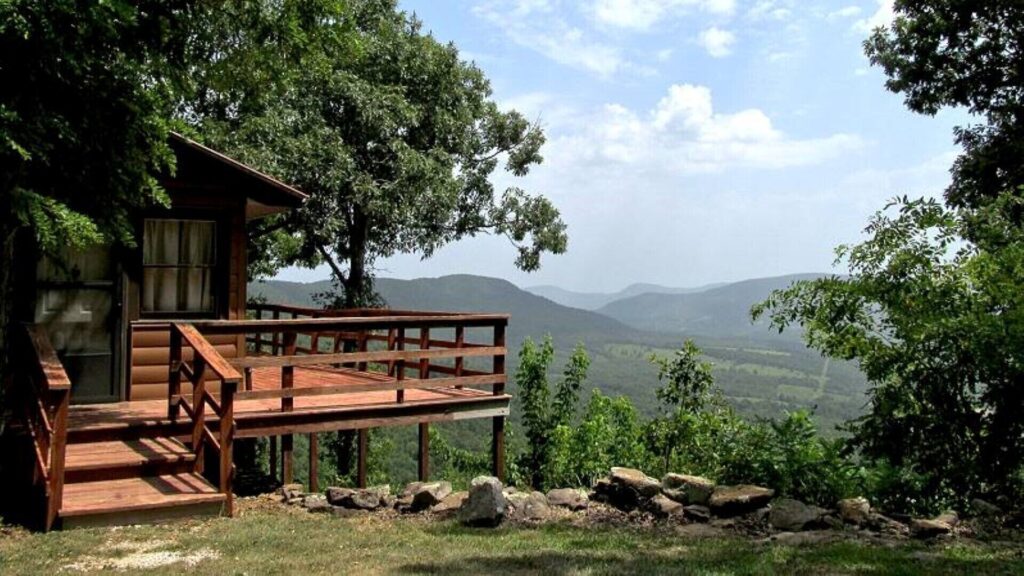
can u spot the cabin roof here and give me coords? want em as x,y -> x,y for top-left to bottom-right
168,132 -> 307,218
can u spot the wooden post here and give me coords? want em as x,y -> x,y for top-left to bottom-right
418,422 -> 430,482
271,309 -> 280,355
357,331 -> 368,372
192,356 -> 207,475
269,436 -> 278,482
395,328 -> 406,403
418,328 -> 430,379
491,323 -> 506,481
220,379 -> 236,516
281,331 -> 296,484
168,327 -> 182,420
357,428 -> 368,488
46,388 -> 69,531
454,325 -> 465,389
308,433 -> 319,493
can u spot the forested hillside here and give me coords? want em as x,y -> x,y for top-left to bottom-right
250,274 -> 867,432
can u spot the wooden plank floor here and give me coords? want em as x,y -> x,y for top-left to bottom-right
65,438 -> 193,471
60,473 -> 224,517
69,366 -> 504,432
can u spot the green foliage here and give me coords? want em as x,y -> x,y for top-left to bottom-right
864,1 -> 1024,215
513,337 -> 596,489
0,0 -> 189,249
754,195 -> 1024,506
184,0 -> 567,305
545,390 -> 649,488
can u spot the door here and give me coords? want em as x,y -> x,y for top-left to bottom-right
34,246 -> 122,403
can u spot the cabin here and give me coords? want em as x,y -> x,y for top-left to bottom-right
1,133 -> 510,530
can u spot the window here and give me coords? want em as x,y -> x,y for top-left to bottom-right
142,219 -> 216,314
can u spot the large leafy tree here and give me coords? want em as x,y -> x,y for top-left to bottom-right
756,1 -> 1024,502
0,1 -> 194,386
185,0 -> 567,307
865,1 -> 1024,221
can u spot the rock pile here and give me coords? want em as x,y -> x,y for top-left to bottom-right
275,466 -> 988,540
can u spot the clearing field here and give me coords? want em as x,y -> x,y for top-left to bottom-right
1,501 -> 1021,575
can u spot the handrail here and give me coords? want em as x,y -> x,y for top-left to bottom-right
20,324 -> 71,531
168,323 -> 238,517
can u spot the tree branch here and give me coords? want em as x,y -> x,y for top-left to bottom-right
316,243 -> 348,288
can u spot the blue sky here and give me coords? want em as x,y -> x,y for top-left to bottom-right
279,0 -> 965,292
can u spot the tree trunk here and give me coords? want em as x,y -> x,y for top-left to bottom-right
344,208 -> 369,309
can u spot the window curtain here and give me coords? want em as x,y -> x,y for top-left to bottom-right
142,220 -> 216,313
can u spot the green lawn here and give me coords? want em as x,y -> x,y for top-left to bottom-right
2,502 -> 1022,575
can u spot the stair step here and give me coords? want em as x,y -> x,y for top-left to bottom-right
65,438 -> 196,482
59,473 -> 225,528
67,420 -> 191,444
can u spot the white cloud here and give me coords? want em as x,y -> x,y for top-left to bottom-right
746,0 -> 792,21
474,2 -> 628,77
853,0 -> 894,33
697,27 -> 736,58
827,5 -> 862,21
545,83 -> 864,174
655,48 -> 674,62
589,0 -> 736,31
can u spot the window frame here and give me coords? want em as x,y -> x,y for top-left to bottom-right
139,216 -> 223,319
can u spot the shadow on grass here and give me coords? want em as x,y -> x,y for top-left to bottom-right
397,523 -> 1024,576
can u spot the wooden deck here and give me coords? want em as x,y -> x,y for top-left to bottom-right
7,307 -> 510,530
69,366 -> 510,436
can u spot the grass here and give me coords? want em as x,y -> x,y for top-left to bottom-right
2,502 -> 1023,575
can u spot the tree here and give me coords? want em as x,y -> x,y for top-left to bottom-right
645,340 -> 717,475
864,1 -> 1024,221
754,195 -> 1024,501
514,337 -> 591,489
185,0 -> 567,307
0,1 -> 194,389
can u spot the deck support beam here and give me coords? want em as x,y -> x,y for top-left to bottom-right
418,422 -> 430,482
269,436 -> 278,481
491,323 -> 506,482
357,428 -> 368,488
308,433 -> 318,492
282,435 -> 293,484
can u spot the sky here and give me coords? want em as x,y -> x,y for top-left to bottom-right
278,0 -> 966,293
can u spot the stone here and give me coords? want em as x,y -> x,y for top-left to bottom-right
867,513 -> 909,537
281,483 -> 305,500
768,498 -> 823,532
837,497 -> 871,525
661,473 -> 715,505
547,488 -> 589,511
512,491 -> 551,521
407,481 -> 452,512
647,493 -> 684,518
934,511 -> 959,528
431,491 -> 468,515
459,476 -> 507,527
708,485 -> 775,517
910,518 -> 953,538
325,487 -> 383,511
970,498 -> 1003,517
683,505 -> 711,522
769,530 -> 841,546
593,468 -> 661,511
302,495 -> 331,513
610,467 -> 662,498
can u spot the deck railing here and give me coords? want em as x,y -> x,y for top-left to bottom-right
241,305 -> 508,483
168,323 -> 242,516
17,324 -> 71,531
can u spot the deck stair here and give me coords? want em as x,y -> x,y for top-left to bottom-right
57,422 -> 225,529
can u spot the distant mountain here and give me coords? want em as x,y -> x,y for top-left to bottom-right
525,281 -> 725,310
249,274 -> 636,348
597,273 -> 827,342
250,272 -> 866,431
